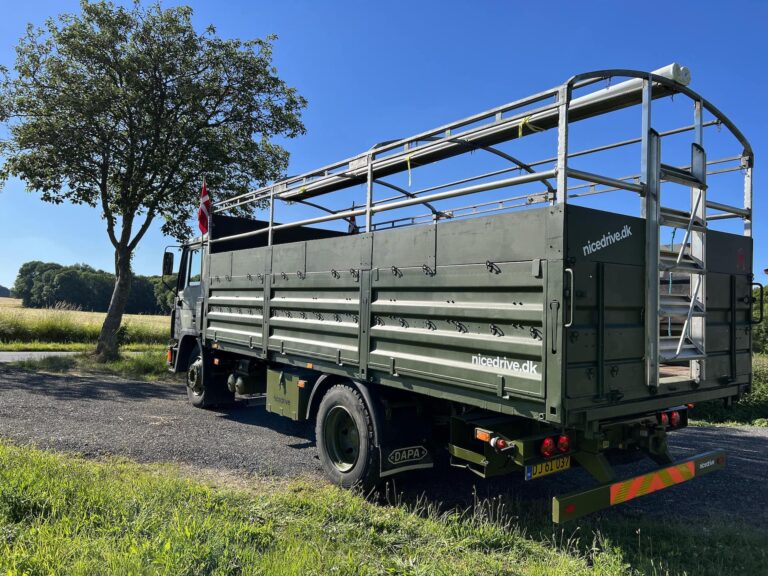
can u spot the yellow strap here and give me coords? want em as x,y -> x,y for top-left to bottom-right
406,155 -> 412,187
519,116 -> 544,138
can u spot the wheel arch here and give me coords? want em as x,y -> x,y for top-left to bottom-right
306,373 -> 383,446
173,333 -> 200,373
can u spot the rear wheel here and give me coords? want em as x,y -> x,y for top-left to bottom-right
185,344 -> 234,409
316,384 -> 379,489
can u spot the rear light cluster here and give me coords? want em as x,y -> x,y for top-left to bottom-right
474,429 -> 572,458
658,407 -> 689,429
540,434 -> 570,458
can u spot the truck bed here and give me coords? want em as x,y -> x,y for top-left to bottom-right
203,205 -> 753,427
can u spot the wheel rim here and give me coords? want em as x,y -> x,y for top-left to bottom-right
187,356 -> 204,396
323,405 -> 360,473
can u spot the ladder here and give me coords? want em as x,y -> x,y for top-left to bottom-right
645,121 -> 707,389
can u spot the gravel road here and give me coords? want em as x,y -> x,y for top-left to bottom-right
0,365 -> 765,526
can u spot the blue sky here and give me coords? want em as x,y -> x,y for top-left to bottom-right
0,0 -> 765,288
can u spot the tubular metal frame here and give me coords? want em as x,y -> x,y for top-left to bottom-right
212,67 -> 753,247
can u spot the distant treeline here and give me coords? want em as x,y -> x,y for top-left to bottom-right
12,261 -> 175,314
0,285 -> 10,298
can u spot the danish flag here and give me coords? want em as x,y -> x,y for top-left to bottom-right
197,178 -> 211,234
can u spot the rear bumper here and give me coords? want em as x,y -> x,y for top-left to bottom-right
552,450 -> 726,523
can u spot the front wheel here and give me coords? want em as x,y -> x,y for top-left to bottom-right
315,384 -> 379,489
185,345 -> 234,409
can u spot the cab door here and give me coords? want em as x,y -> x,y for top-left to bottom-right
177,245 -> 203,335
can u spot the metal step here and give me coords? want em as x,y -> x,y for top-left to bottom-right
659,374 -> 695,386
659,293 -> 705,317
659,163 -> 705,188
659,336 -> 705,362
659,253 -> 705,273
659,206 -> 706,231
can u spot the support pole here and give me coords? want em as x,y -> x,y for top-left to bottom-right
268,190 -> 275,246
556,85 -> 571,204
641,78 -> 660,389
365,156 -> 373,233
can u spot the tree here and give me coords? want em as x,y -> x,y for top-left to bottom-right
0,1 -> 306,358
13,261 -> 64,307
11,260 -> 171,313
150,275 -> 176,314
0,285 -> 9,298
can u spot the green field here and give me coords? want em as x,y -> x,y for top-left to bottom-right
0,441 -> 765,576
0,298 -> 168,350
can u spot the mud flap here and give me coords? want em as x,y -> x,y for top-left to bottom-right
377,404 -> 434,478
379,444 -> 434,477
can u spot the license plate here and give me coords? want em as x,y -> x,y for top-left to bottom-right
525,455 -> 571,480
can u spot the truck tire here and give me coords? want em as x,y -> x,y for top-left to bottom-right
185,344 -> 234,409
315,384 -> 380,489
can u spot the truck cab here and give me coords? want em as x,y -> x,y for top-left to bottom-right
164,240 -> 204,379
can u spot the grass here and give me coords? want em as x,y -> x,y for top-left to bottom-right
2,441 -> 766,576
0,341 -> 164,352
690,354 -> 768,427
0,298 -> 168,350
12,348 -> 172,381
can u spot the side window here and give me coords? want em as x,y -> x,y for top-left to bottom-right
187,249 -> 202,287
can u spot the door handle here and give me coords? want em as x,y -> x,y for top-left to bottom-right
549,300 -> 560,354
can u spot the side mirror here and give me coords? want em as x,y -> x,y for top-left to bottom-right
162,252 -> 175,276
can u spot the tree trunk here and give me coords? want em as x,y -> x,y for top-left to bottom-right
95,247 -> 133,360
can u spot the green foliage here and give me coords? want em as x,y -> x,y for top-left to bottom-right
0,442 -> 766,576
12,260 -> 173,314
0,0 -> 306,241
0,285 -> 10,298
12,261 -> 63,308
691,354 -> 768,426
752,287 -> 768,354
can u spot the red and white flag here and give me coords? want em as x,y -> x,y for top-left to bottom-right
197,178 -> 211,235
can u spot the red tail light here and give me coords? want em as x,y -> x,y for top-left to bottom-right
670,411 -> 681,428
557,434 -> 570,453
660,412 -> 669,426
540,437 -> 556,458
490,437 -> 508,450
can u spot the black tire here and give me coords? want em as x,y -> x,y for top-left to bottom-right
315,384 -> 380,489
185,344 -> 235,409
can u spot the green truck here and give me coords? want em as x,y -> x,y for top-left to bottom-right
164,64 -> 762,522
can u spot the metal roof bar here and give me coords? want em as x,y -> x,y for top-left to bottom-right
215,67 -> 698,213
